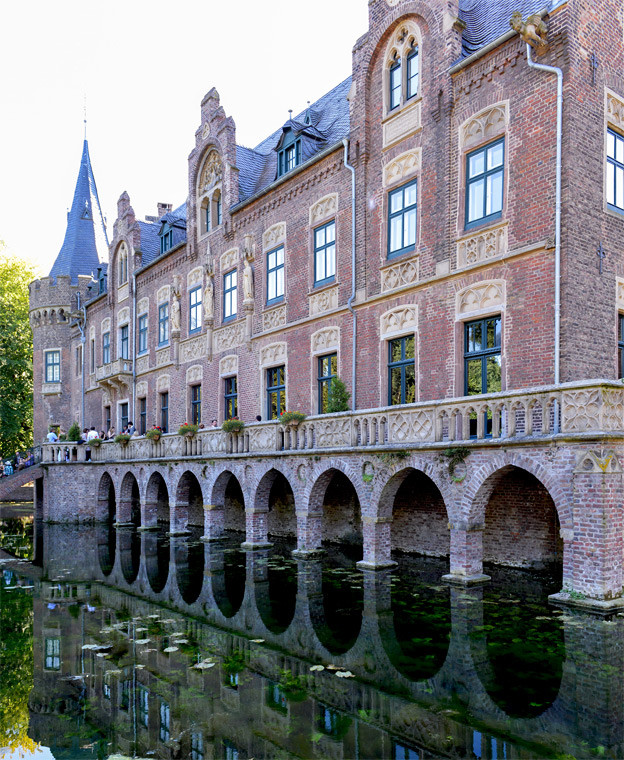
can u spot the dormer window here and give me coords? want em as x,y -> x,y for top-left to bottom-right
160,226 -> 173,255
277,130 -> 302,178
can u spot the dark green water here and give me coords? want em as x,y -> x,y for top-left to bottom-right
0,507 -> 622,759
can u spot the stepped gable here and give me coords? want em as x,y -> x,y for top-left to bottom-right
234,76 -> 352,204
49,140 -> 109,282
458,0 -> 565,59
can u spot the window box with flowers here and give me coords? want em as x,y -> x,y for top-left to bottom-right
114,433 -> 131,446
222,418 -> 245,433
89,438 -> 103,448
279,411 -> 307,427
178,423 -> 199,438
145,426 -> 163,442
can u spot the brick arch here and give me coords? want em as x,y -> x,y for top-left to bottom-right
372,458 -> 453,521
145,470 -> 170,526
253,465 -> 298,541
306,460 -> 363,550
175,470 -> 205,528
119,471 -> 141,526
210,468 -> 245,533
462,453 -> 572,530
96,471 -> 116,523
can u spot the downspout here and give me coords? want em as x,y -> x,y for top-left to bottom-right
343,138 -> 357,410
132,270 -> 137,426
526,43 -> 562,427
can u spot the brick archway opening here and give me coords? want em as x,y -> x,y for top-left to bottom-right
255,469 -> 296,541
120,472 -> 141,527
97,472 -> 116,523
146,472 -> 170,528
212,471 -> 245,535
480,465 -> 562,577
310,469 -> 362,555
176,471 -> 203,530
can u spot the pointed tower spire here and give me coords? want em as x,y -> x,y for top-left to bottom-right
49,139 -> 109,282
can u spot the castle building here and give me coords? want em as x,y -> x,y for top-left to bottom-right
29,0 -> 624,608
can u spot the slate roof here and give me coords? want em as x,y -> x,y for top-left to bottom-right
49,140 -> 109,282
458,0 -> 565,59
235,76 -> 352,204
138,202 -> 187,268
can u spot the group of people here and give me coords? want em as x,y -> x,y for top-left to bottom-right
1,450 -> 36,477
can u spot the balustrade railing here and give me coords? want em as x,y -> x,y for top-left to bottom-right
42,380 -> 624,464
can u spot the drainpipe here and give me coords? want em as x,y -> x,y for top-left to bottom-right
132,270 -> 137,425
526,44 -> 562,429
343,138 -> 357,410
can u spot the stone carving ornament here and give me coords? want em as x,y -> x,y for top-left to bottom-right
136,381 -> 148,397
260,342 -> 287,368
383,149 -> 421,187
204,275 -> 214,322
180,336 -> 206,364
199,150 -> 222,193
461,103 -> 508,152
616,277 -> 624,310
310,194 -> 338,226
311,326 -> 340,354
457,223 -> 508,268
157,285 -> 170,304
263,222 -> 286,251
381,259 -> 419,292
186,365 -> 203,383
243,257 -> 254,301
171,276 -> 181,331
101,317 -> 111,333
262,305 -> 286,331
456,280 -> 505,316
213,321 -> 245,353
380,305 -> 418,339
187,267 -> 203,288
607,91 -> 624,131
118,307 -> 130,325
156,374 -> 170,392
309,286 -> 338,315
220,248 -> 238,272
219,355 -> 238,376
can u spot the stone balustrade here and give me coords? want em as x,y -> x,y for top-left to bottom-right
95,358 -> 133,383
42,380 -> 624,464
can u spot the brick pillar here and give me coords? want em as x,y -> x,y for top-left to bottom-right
169,500 -> 190,536
550,463 -> 624,607
114,500 -> 133,526
139,499 -> 159,530
201,503 -> 225,542
241,507 -> 272,549
292,509 -> 324,558
442,521 -> 491,585
357,516 -> 397,570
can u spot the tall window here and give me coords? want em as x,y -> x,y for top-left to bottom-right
158,303 -> 169,345
214,192 -> 222,226
267,246 -> 285,303
189,286 -> 202,333
224,270 -> 237,320
118,249 -> 128,285
406,46 -> 419,99
44,638 -> 60,670
120,325 -> 129,360
204,202 -> 211,233
314,221 -> 336,284
318,353 -> 337,414
466,138 -> 504,229
224,376 -> 238,419
75,345 -> 82,377
618,315 -> 624,378
90,338 -> 95,373
388,180 -> 417,258
191,384 -> 201,425
389,59 -> 401,110
160,392 -> 169,433
464,316 -> 502,396
102,332 -> 110,364
388,335 -> 415,405
607,127 -> 624,212
120,402 -> 129,431
104,405 -> 111,432
45,350 -> 60,383
138,314 -> 148,354
266,365 -> 285,419
139,397 -> 147,435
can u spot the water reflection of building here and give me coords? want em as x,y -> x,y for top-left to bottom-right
26,523 -> 624,759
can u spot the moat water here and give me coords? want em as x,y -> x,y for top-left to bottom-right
0,504 -> 622,759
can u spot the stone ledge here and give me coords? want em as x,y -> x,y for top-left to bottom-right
441,573 -> 491,586
548,592 -> 624,615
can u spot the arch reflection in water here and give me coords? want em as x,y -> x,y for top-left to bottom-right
119,528 -> 141,584
309,547 -> 363,655
144,529 -> 169,593
175,531 -> 205,604
210,536 -> 246,618
252,542 -> 297,634
97,523 -> 116,577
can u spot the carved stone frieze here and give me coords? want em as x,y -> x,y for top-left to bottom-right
198,150 -> 222,194
311,326 -> 340,354
213,321 -> 245,353
157,285 -> 170,304
259,341 -> 287,368
186,364 -> 203,383
219,354 -> 238,377
456,280 -> 505,316
117,283 -> 129,303
156,374 -> 170,392
220,248 -> 239,272
187,267 -> 203,288
389,410 -> 434,442
248,426 -> 276,452
381,258 -> 419,292
574,449 -> 622,474
383,100 -> 422,148
137,298 -> 149,314
606,89 -> 624,131
561,388 -> 624,433
136,381 -> 148,397
380,305 -> 418,339
383,149 -> 421,187
136,355 -> 149,375
89,325 -> 95,340
314,417 -> 351,448
262,304 -> 287,331
180,335 -> 206,364
456,222 -> 508,268
118,307 -> 130,325
101,317 -> 111,333
156,347 -> 170,367
309,194 -> 338,226
309,286 -> 338,316
461,102 -> 508,152
263,222 -> 286,251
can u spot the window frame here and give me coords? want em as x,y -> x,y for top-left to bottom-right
139,397 -> 147,435
465,137 -> 505,230
266,245 -> 285,304
389,58 -> 402,111
314,220 -> 336,286
463,315 -> 502,396
277,136 -> 301,178
160,391 -> 169,433
138,314 -> 148,354
120,402 -> 129,431
44,350 -> 61,383
224,376 -> 238,420
158,303 -> 169,346
189,286 -> 202,334
406,46 -> 419,100
223,269 -> 237,321
120,324 -> 129,360
266,365 -> 286,420
44,637 -> 61,670
102,331 -> 111,364
160,228 -> 173,255
387,335 -> 416,406
190,384 -> 201,426
607,127 -> 624,214
387,179 -> 418,259
317,353 -> 337,414
618,314 -> 624,378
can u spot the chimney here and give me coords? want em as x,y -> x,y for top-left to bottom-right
157,202 -> 172,218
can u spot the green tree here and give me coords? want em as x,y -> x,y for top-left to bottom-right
0,243 -> 36,457
326,377 -> 351,413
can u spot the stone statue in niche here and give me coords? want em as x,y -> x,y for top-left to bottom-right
243,257 -> 254,302
204,275 -> 214,321
171,275 -> 181,332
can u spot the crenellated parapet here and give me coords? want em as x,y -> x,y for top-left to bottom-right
29,274 -> 94,328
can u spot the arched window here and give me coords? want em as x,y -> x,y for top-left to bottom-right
384,21 -> 422,116
197,150 -> 223,236
117,243 -> 128,286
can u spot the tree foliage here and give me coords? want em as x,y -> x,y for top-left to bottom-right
0,244 -> 36,457
326,377 -> 351,413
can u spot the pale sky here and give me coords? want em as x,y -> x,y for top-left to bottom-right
0,0 -> 368,277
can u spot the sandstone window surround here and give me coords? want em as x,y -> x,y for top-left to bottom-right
458,101 -> 509,241
380,149 -> 421,274
382,19 -> 423,148
310,326 -> 340,413
309,194 -> 338,288
380,305 -> 418,407
197,149 -> 223,236
157,286 -> 170,347
259,341 -> 287,420
43,348 -> 62,392
605,89 -> 624,216
220,355 -> 239,421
